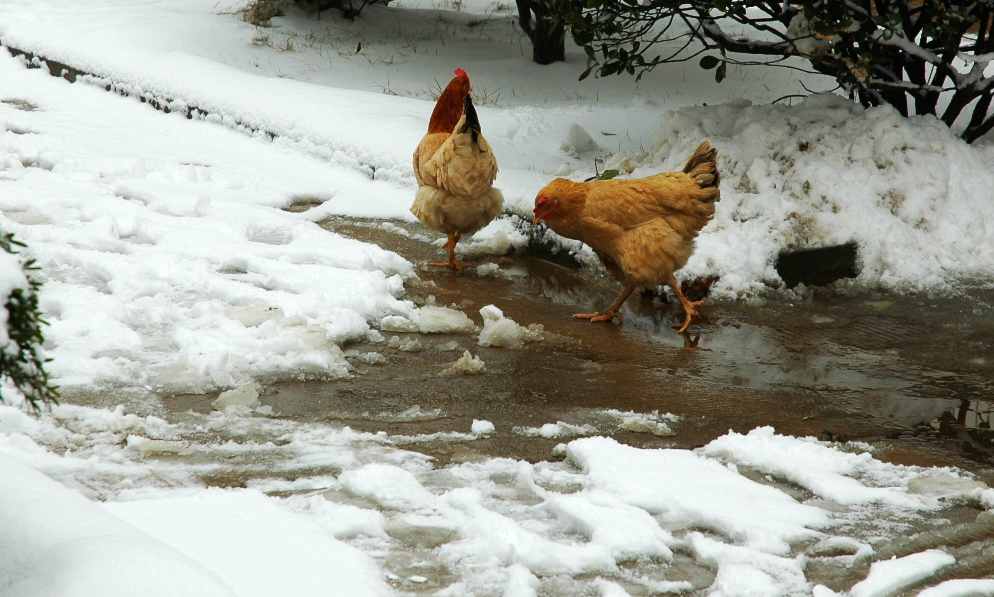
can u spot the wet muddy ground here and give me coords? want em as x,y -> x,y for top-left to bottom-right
76,214 -> 994,591
237,216 -> 994,474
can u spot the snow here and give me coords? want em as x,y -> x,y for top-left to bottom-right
3,396 -> 994,596
847,550 -> 956,597
514,421 -> 599,439
2,1 -> 991,296
702,426 -> 952,508
2,0 -> 994,595
0,453 -> 234,597
918,580 -> 994,597
478,304 -> 543,349
211,382 -> 261,411
566,436 -> 830,555
0,53 -> 419,394
503,564 -> 540,597
107,490 -> 391,597
599,409 -> 681,436
471,419 -> 495,434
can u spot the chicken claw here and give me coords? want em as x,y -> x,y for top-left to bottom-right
669,276 -> 704,334
573,284 -> 636,323
573,311 -> 618,322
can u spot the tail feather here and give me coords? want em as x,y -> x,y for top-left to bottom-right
461,94 -> 481,144
683,141 -> 720,199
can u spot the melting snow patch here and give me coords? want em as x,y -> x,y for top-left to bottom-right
387,335 -> 422,352
918,579 -> 994,597
514,421 -> 598,439
503,564 -> 540,597
126,435 -> 191,457
475,262 -> 500,277
211,382 -> 261,412
599,409 -> 681,436
701,426 -> 956,508
478,305 -> 543,349
592,578 -> 631,597
441,351 -> 486,376
846,549 -> 956,597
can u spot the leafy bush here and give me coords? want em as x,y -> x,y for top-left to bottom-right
0,231 -> 58,411
569,0 -> 994,143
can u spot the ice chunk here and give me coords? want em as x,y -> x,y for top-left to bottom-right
476,263 -> 500,277
848,549 -> 955,597
514,422 -> 597,439
600,409 -> 680,436
388,335 -> 422,352
410,305 -> 476,334
441,351 -> 486,376
471,419 -> 495,435
211,382 -> 261,411
339,464 -> 435,510
346,351 -> 385,365
380,315 -> 419,333
126,435 -> 191,457
478,304 -> 543,349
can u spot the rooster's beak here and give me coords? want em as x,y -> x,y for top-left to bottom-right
532,212 -> 542,225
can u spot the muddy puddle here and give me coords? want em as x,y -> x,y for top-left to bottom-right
203,215 -> 993,475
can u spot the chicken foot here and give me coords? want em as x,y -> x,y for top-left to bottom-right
574,283 -> 636,323
430,232 -> 464,271
667,274 -> 704,334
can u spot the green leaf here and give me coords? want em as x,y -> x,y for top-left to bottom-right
596,168 -> 620,180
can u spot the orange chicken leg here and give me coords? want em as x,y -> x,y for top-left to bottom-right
430,232 -> 463,271
668,275 -> 703,333
574,283 -> 636,323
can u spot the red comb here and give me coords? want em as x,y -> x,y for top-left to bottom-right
454,67 -> 468,79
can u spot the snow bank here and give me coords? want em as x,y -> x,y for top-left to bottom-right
0,55 -> 418,393
0,454 -> 235,597
639,97 -> 994,295
107,490 -> 391,597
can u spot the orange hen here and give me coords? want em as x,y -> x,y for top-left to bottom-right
411,68 -> 502,270
532,142 -> 720,333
